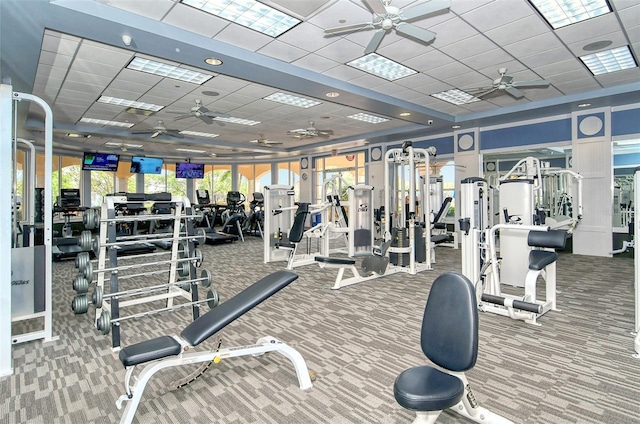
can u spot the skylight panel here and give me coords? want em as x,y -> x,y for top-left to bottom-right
127,57 -> 213,85
97,96 -> 164,112
348,53 -> 417,81
348,113 -> 389,124
529,0 -> 611,29
181,0 -> 300,37
431,89 -> 481,105
264,93 -> 321,108
580,46 -> 637,75
79,117 -> 135,128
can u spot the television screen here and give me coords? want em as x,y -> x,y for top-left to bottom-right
176,162 -> 205,179
82,152 -> 119,172
130,156 -> 164,174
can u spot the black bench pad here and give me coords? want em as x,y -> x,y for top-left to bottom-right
180,270 -> 298,347
314,256 -> 356,265
119,336 -> 182,367
276,243 -> 296,249
528,250 -> 558,271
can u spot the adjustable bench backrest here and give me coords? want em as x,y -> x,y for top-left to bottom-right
181,270 -> 299,346
432,197 -> 452,225
288,203 -> 310,244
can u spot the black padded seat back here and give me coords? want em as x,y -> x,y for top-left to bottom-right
288,203 -> 310,243
181,270 -> 298,346
421,272 -> 478,372
528,229 -> 567,250
433,197 -> 452,224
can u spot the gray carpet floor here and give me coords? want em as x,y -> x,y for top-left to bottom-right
2,237 -> 639,423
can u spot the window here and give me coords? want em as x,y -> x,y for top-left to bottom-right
314,152 -> 365,203
238,163 -> 272,197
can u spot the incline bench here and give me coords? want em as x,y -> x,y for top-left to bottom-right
116,270 -> 313,424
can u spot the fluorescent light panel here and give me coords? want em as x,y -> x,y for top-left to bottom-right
347,53 -> 417,81
79,117 -> 135,128
176,148 -> 207,153
529,0 -> 611,29
179,130 -> 220,138
264,92 -> 321,108
105,142 -> 143,148
97,96 -> 164,112
580,46 -> 637,75
214,116 -> 260,126
348,113 -> 389,124
181,0 -> 300,37
127,57 -> 213,85
431,89 -> 481,105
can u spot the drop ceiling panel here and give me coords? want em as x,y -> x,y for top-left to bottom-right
307,0 -> 371,30
403,49 -> 455,71
322,64 -> 363,80
553,77 -> 603,94
103,0 -> 175,21
41,33 -> 80,56
460,49 -> 515,71
315,38 -> 365,62
257,40 -> 308,63
460,0 -> 535,32
214,24 -> 272,52
567,32 -> 632,56
426,61 -> 474,80
277,22 -> 336,52
60,81 -> 105,96
554,14 -> 622,45
38,50 -> 74,69
596,68 -> 640,85
439,35 -> 500,61
66,70 -> 113,87
484,15 -> 550,46
70,58 -> 123,78
76,41 -> 133,66
429,18 -> 480,48
162,3 -> 228,37
503,32 -> 566,57
292,54 -> 340,73
519,47 -> 576,69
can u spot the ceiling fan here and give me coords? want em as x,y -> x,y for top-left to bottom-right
130,120 -> 183,138
287,121 -> 334,139
324,0 -> 450,54
465,68 -> 551,100
249,134 -> 283,147
167,99 -> 230,124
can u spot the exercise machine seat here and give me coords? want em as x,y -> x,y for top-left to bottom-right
281,203 -> 310,246
528,250 -> 558,271
393,272 -> 478,413
181,270 -> 298,347
119,336 -> 182,367
314,256 -> 356,266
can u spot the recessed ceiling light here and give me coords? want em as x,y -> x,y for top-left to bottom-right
214,116 -> 261,126
432,89 -> 481,105
348,53 -> 417,81
181,0 -> 300,37
399,112 -> 411,117
326,92 -> 340,98
529,0 -> 611,29
121,34 -> 132,46
452,125 -> 461,129
579,46 -> 637,75
79,117 -> 135,128
264,92 -> 321,108
179,130 -> 220,138
347,113 -> 389,124
127,57 -> 213,85
578,103 -> 591,108
98,96 -> 164,112
204,57 -> 223,66
176,148 -> 207,153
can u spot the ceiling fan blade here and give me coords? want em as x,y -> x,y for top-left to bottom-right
199,115 -> 214,125
203,111 -> 231,119
363,0 -> 387,15
151,131 -> 162,138
465,86 -> 496,93
173,114 -> 193,121
325,22 -> 374,35
474,87 -> 498,98
505,86 -> 525,99
318,129 -> 334,135
130,129 -> 154,134
401,0 -> 451,21
395,23 -> 436,45
364,29 -> 386,54
287,129 -> 306,134
512,80 -> 550,89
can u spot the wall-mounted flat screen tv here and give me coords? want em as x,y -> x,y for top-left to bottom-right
176,162 -> 205,179
130,156 -> 164,174
82,152 -> 120,171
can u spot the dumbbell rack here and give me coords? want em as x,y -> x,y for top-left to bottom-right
94,193 -> 201,349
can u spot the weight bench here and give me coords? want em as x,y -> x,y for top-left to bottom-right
115,270 -> 313,424
482,229 -> 567,325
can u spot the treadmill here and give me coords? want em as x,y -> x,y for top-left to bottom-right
110,194 -> 157,256
195,189 -> 238,244
52,189 -> 89,261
